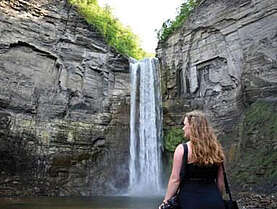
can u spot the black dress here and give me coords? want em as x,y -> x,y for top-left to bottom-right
179,144 -> 225,209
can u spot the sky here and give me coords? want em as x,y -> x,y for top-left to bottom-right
98,0 -> 184,53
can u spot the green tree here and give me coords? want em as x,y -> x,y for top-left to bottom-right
156,0 -> 199,42
69,0 -> 150,60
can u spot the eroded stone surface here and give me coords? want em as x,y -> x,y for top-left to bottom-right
157,0 -> 277,131
0,0 -> 130,196
157,0 -> 277,199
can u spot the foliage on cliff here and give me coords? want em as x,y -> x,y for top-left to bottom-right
228,99 -> 277,193
69,0 -> 150,60
156,0 -> 199,42
164,127 -> 185,152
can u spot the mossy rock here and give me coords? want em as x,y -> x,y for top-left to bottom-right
229,98 -> 277,193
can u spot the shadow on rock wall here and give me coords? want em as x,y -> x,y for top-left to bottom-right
0,111 -> 49,196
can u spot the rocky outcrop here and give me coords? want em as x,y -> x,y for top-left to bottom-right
0,0 -> 130,196
157,0 -> 277,197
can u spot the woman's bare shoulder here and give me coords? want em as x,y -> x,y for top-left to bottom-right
174,143 -> 184,156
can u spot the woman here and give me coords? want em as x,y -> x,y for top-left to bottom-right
160,110 -> 225,209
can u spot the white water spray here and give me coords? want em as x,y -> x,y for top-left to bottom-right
129,58 -> 163,196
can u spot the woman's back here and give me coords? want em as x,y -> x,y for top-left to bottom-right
160,111 -> 225,209
185,163 -> 218,179
184,141 -> 219,180
179,144 -> 224,209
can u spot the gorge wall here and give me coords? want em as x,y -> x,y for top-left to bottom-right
0,0 -> 130,196
157,0 -> 277,196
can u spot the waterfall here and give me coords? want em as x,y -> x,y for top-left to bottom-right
129,58 -> 163,196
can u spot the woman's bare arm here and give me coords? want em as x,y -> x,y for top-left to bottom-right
216,163 -> 224,195
163,144 -> 184,202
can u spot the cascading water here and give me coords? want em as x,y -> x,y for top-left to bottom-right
129,58 -> 163,196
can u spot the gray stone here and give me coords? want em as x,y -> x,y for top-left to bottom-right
157,0 -> 277,131
157,0 -> 277,198
0,0 -> 130,196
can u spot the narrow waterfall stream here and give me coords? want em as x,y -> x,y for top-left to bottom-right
129,58 -> 163,196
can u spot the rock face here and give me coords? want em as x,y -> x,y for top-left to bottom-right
230,98 -> 277,193
157,0 -> 277,195
0,0 -> 130,196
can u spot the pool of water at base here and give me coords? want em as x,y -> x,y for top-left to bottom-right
0,196 -> 163,209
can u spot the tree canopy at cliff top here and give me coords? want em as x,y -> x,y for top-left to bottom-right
69,0 -> 151,60
157,0 -> 198,42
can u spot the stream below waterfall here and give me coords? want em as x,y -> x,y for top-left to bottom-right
0,196 -> 163,209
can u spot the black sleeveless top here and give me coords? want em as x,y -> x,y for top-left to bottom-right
180,143 -> 219,184
178,144 -> 225,209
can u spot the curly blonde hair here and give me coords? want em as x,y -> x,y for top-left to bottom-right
185,110 -> 225,166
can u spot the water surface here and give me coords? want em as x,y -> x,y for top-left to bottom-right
0,196 -> 163,209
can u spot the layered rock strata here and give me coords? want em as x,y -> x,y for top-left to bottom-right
157,0 -> 277,195
0,0 -> 130,196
